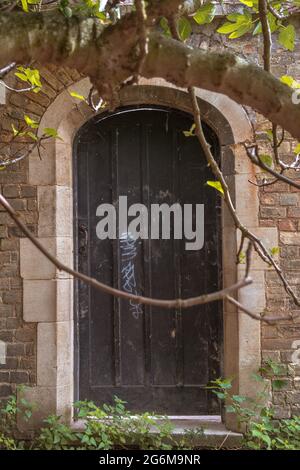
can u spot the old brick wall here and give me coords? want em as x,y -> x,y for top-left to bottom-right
0,10 -> 300,418
0,66 -> 81,401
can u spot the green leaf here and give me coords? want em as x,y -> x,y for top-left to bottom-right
63,6 -> 73,18
232,395 -> 247,403
15,67 -> 42,90
69,91 -> 86,101
239,0 -> 254,6
252,429 -> 272,449
193,3 -> 216,25
272,379 -> 287,390
294,143 -> 300,154
270,246 -> 279,257
238,252 -> 246,264
278,24 -> 295,51
259,154 -> 273,168
266,129 -> 273,141
43,128 -> 62,140
11,124 -> 19,137
280,75 -> 300,89
206,180 -> 224,195
229,23 -> 253,39
26,131 -> 38,141
24,115 -> 39,129
217,22 -> 241,34
178,17 -> 192,41
21,0 -> 28,12
160,17 -> 171,37
14,72 -> 28,82
183,123 -> 196,137
217,11 -> 253,37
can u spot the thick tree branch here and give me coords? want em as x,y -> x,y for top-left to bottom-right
0,12 -> 300,138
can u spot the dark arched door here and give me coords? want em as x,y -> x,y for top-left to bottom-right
74,106 -> 222,414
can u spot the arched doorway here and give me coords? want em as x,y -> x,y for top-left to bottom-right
73,106 -> 222,414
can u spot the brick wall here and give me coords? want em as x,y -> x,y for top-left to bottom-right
0,66 -> 81,401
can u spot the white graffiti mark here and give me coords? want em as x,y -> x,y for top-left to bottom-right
291,339 -> 300,365
120,232 -> 143,320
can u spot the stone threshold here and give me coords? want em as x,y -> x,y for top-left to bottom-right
71,415 -> 242,449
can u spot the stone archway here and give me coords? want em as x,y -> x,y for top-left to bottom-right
19,79 -> 278,430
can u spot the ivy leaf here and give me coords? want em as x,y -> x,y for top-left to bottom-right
278,24 -> 296,51
206,180 -> 224,195
178,17 -> 192,41
69,91 -> 86,101
193,3 -> 216,25
24,115 -> 39,129
259,154 -> 273,168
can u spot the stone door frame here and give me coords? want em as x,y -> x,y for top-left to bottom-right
20,79 -> 278,429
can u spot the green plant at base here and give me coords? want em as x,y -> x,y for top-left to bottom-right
208,361 -> 300,450
0,386 -> 35,450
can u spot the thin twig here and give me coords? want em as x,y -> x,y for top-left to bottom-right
226,295 -> 295,323
245,144 -> 300,190
0,79 -> 34,93
259,0 -> 272,72
189,86 -> 300,309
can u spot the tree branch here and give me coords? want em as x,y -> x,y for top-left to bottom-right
189,86 -> 300,310
0,192 -> 252,310
259,0 -> 272,72
0,12 -> 300,139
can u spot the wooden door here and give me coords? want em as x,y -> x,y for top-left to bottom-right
74,106 -> 222,414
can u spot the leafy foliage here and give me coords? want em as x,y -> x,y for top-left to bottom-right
15,66 -> 42,92
217,2 -> 296,50
0,394 -> 198,450
208,361 -> 300,450
193,3 -> 216,25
